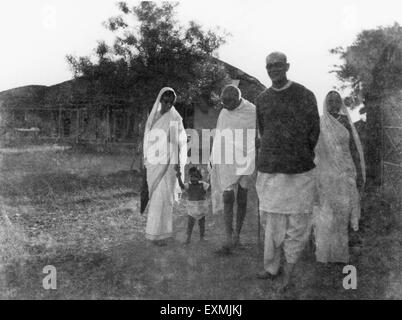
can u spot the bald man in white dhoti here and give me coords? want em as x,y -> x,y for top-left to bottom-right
210,85 -> 257,255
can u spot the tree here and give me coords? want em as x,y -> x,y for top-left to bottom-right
330,23 -> 402,185
330,22 -> 402,101
66,1 -> 230,116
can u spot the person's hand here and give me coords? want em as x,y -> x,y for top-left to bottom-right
356,175 -> 364,191
255,138 -> 261,150
208,161 -> 213,173
205,171 -> 211,183
358,181 -> 366,195
351,216 -> 359,232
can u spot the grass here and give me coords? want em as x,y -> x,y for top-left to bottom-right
0,145 -> 401,299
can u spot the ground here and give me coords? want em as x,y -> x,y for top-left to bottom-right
0,145 -> 401,300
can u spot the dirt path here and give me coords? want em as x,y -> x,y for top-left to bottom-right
1,189 -> 398,300
0,148 -> 400,299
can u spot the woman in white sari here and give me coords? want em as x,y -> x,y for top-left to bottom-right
143,87 -> 187,246
313,91 -> 366,263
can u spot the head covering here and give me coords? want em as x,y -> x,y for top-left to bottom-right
143,87 -> 177,163
322,91 -> 366,184
142,87 -> 187,207
144,88 -> 177,133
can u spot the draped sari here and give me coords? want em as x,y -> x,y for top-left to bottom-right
313,94 -> 366,263
143,88 -> 187,241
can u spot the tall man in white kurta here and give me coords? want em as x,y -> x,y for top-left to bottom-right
255,52 -> 320,290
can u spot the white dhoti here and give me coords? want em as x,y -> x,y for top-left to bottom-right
256,169 -> 316,274
256,169 -> 317,215
261,212 -> 310,274
222,175 -> 253,191
210,98 -> 257,215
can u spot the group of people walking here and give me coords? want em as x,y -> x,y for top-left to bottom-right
141,51 -> 366,291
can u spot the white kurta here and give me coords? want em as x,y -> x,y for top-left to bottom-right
210,99 -> 257,215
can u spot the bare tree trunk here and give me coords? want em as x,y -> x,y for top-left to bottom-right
366,97 -> 383,187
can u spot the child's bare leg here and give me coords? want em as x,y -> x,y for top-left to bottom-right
186,216 -> 196,244
199,217 -> 206,240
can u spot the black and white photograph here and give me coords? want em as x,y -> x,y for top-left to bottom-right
0,0 -> 401,302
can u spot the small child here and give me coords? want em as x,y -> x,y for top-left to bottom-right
177,166 -> 210,244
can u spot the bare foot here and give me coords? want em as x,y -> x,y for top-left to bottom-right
234,241 -> 247,251
214,245 -> 233,256
278,277 -> 295,293
279,263 -> 295,293
152,240 -> 168,247
233,234 -> 241,247
256,271 -> 280,280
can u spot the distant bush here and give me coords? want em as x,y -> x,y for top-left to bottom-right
0,210 -> 29,266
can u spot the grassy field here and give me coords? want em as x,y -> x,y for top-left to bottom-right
0,145 -> 401,299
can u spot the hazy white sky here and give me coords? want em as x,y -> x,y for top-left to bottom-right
1,0 -> 401,105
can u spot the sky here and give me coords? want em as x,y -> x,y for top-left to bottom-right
1,0 -> 401,111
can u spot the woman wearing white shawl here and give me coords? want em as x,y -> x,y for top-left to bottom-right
143,87 -> 187,246
313,90 -> 366,263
